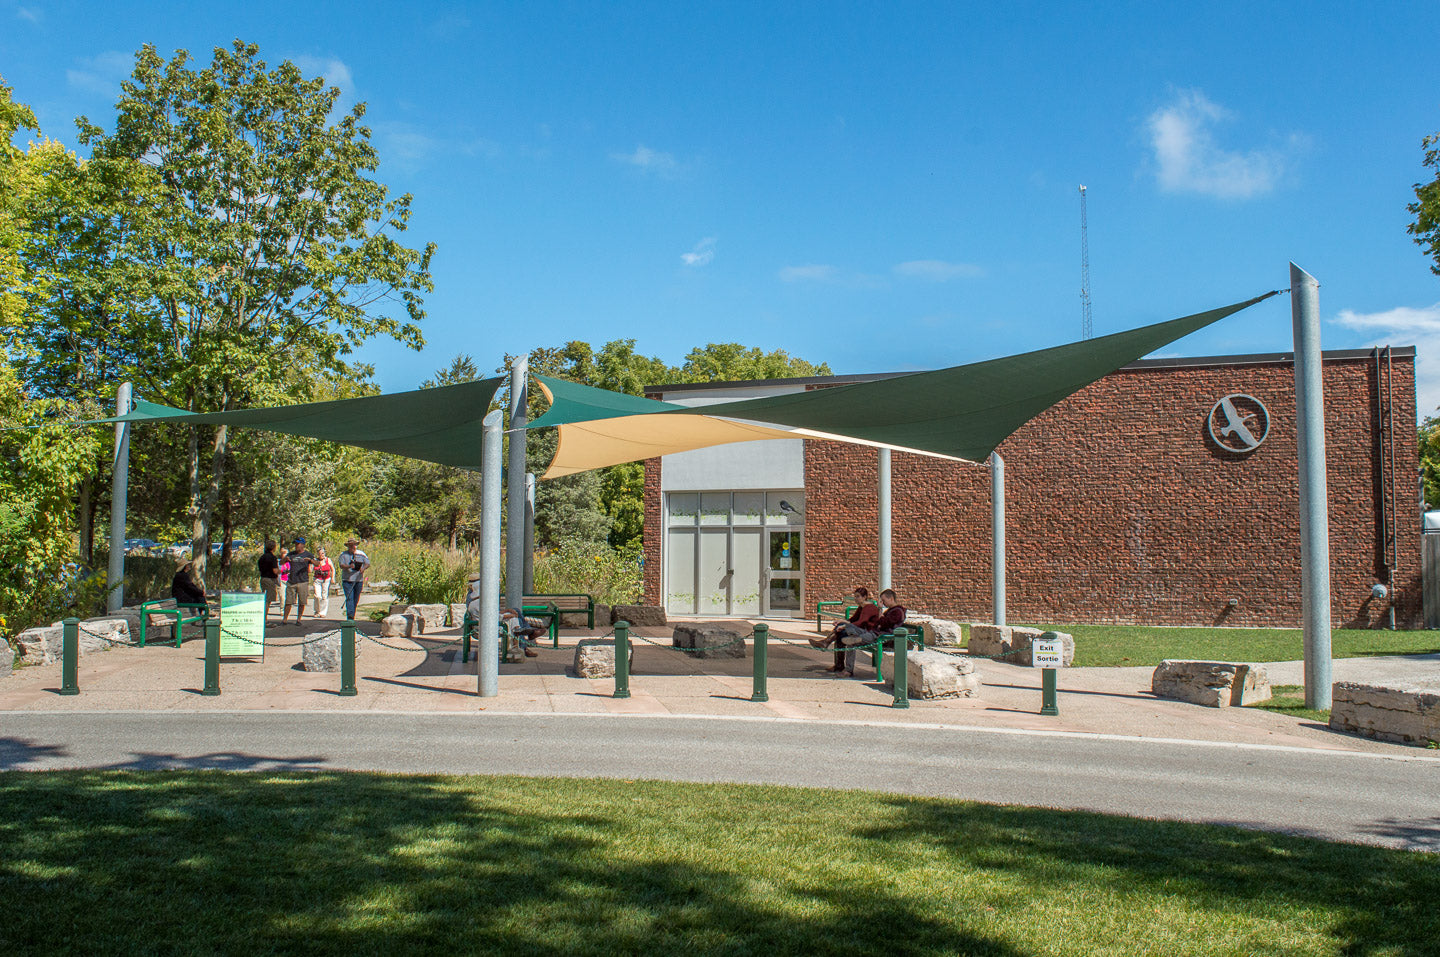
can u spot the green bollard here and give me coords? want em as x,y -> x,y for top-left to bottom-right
891,626 -> 910,709
202,619 -> 221,696
1041,667 -> 1059,716
613,620 -> 631,699
59,618 -> 80,696
751,623 -> 769,702
339,621 -> 357,696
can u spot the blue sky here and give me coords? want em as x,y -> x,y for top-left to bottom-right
5,2 -> 1440,411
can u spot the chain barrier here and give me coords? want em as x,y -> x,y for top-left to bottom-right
627,630 -> 755,654
75,623 -> 139,647
357,631 -> 433,654
218,626 -> 340,649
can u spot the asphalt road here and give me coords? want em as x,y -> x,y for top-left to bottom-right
2,711 -> 1436,852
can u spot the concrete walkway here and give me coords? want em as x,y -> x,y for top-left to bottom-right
3,616 -> 1435,756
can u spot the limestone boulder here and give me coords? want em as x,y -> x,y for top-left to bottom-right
388,602 -> 408,616
14,624 -> 63,664
672,623 -> 747,659
1005,629 -> 1073,667
889,650 -> 982,699
573,638 -> 632,678
612,604 -> 667,627
967,623 -> 1011,659
404,612 -> 425,636
379,614 -> 410,638
1329,678 -> 1440,746
81,617 -> 133,650
906,616 -> 963,648
302,633 -> 341,672
403,604 -> 447,632
1,637 -> 13,678
1151,660 -> 1272,708
448,603 -> 467,628
594,604 -> 611,629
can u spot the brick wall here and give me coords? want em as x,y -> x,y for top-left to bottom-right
643,456 -> 662,605
804,354 -> 1421,628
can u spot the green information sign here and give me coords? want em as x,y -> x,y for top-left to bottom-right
220,591 -> 266,658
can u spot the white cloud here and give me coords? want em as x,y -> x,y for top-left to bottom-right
681,237 -> 716,267
893,259 -> 984,281
290,55 -> 353,94
65,50 -> 134,97
778,264 -> 840,283
612,144 -> 678,176
16,7 -> 39,22
1146,90 -> 1299,199
1333,303 -> 1440,417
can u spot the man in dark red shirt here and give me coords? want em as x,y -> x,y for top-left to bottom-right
834,588 -> 906,678
810,586 -> 880,671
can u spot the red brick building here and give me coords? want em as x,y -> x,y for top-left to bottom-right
643,348 -> 1420,629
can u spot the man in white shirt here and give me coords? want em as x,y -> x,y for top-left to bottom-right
335,538 -> 369,622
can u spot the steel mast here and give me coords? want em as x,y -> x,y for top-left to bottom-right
1079,185 -> 1092,340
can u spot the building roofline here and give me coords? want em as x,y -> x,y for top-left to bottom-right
643,346 -> 1416,395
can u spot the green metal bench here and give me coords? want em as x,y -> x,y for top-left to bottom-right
462,604 -> 559,663
138,598 -> 210,648
815,600 -> 859,633
522,593 -> 596,628
864,626 -> 924,682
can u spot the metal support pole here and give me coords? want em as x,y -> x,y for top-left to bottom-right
506,357 -> 528,612
613,620 -> 631,699
990,452 -> 1006,626
339,620 -> 357,696
878,447 -> 892,591
106,382 -> 132,613
1292,263 -> 1333,710
751,622 -> 769,702
478,410 -> 503,698
59,618 -> 80,695
202,618 -> 221,696
891,627 -> 909,709
523,472 -> 536,593
1040,668 -> 1059,716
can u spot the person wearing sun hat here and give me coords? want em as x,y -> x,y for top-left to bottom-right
336,537 -> 369,621
170,555 -> 207,607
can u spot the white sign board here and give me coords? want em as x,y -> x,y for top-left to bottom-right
1031,637 -> 1064,669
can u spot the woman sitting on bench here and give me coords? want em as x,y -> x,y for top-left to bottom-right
826,588 -> 907,679
171,557 -> 207,607
809,586 -> 880,671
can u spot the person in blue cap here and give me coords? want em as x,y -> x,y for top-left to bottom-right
283,536 -> 315,624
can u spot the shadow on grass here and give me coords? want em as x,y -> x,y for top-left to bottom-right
1,774 -> 1435,955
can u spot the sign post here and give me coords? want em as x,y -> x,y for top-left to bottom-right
220,591 -> 266,658
1033,631 -> 1065,716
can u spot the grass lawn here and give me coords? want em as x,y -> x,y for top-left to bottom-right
1008,623 -> 1440,668
0,772 -> 1435,956
1247,684 -> 1332,724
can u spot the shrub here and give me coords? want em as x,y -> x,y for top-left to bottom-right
533,542 -> 641,606
390,549 -> 470,605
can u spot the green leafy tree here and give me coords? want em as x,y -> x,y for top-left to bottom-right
1420,416 -> 1440,510
12,42 -> 434,584
520,339 -> 831,550
1409,129 -> 1440,277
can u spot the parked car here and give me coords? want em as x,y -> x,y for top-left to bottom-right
210,538 -> 249,557
123,538 -> 162,555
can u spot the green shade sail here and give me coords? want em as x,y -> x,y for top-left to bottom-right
527,292 -> 1280,475
98,377 -> 505,469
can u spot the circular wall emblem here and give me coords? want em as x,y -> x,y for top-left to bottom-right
1208,394 -> 1270,453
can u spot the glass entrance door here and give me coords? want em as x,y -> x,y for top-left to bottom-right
765,530 -> 802,615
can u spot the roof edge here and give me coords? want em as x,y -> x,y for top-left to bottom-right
644,346 -> 1417,396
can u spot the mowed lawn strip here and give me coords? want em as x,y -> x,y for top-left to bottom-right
0,771 -> 1435,956
1010,624 -> 1440,668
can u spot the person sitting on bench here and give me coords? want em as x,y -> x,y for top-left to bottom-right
171,557 -> 207,607
832,588 -> 906,679
809,586 -> 880,671
501,607 -> 546,658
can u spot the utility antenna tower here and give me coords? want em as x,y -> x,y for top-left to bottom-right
1079,184 -> 1093,340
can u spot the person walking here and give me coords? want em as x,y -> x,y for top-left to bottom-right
258,541 -> 280,620
312,546 -> 334,618
336,538 -> 369,622
283,537 -> 314,625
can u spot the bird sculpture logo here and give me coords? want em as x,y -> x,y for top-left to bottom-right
1207,394 -> 1269,453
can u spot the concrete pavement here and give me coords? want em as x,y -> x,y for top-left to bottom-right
2,616 -> 1435,756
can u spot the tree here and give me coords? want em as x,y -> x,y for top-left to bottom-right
519,339 -> 832,550
12,42 -> 434,584
1409,130 -> 1440,277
